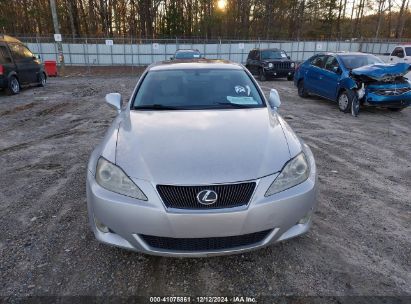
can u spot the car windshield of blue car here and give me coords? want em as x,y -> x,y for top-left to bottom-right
340,54 -> 384,70
133,69 -> 265,110
405,47 -> 411,56
175,52 -> 201,59
261,50 -> 287,60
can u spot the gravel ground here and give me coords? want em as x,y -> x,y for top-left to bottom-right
0,74 -> 410,299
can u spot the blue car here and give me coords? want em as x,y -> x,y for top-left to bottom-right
294,52 -> 411,115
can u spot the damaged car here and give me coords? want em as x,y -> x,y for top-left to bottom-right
294,52 -> 411,115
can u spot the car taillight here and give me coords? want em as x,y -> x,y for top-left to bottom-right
0,65 -> 4,76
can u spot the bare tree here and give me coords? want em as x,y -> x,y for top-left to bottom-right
395,0 -> 410,38
0,0 -> 410,40
375,0 -> 386,39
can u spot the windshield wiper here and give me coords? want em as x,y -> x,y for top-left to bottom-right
215,102 -> 256,108
133,104 -> 182,110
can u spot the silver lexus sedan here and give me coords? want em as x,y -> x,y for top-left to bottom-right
86,59 -> 318,257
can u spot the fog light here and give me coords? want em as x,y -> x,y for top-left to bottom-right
298,211 -> 312,225
274,72 -> 277,76
95,217 -> 110,233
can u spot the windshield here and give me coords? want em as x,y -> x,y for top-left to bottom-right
175,51 -> 201,59
261,50 -> 287,60
339,54 -> 384,70
132,69 -> 265,110
405,47 -> 411,56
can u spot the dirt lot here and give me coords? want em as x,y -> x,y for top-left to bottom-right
0,73 -> 410,300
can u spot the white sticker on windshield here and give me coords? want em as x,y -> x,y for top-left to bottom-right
235,85 -> 246,94
234,85 -> 251,96
281,53 -> 287,58
227,96 -> 258,104
193,54 -> 200,58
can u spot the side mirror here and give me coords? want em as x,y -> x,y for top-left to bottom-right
105,93 -> 122,113
170,57 -> 174,60
287,56 -> 291,59
268,89 -> 281,110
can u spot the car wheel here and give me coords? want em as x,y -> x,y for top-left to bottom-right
287,75 -> 294,81
297,80 -> 308,98
38,72 -> 46,87
7,76 -> 20,95
351,95 -> 360,117
338,90 -> 358,115
259,69 -> 266,81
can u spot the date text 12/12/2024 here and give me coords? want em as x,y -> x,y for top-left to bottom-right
149,296 -> 257,303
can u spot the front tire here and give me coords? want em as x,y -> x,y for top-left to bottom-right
38,72 -> 46,87
7,76 -> 20,95
287,75 -> 294,81
259,68 -> 267,81
338,90 -> 359,116
351,95 -> 360,117
297,80 -> 308,98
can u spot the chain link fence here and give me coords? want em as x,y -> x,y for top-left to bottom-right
18,37 -> 401,67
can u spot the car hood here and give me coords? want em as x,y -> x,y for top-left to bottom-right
115,109 -> 292,185
351,63 -> 411,82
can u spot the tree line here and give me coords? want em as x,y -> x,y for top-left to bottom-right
0,0 -> 410,40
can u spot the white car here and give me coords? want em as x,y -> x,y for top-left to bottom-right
388,45 -> 411,63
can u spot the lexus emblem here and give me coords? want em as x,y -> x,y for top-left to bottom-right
196,190 -> 218,205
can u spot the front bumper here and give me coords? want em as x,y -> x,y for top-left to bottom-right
364,90 -> 411,108
86,148 -> 318,257
264,68 -> 295,78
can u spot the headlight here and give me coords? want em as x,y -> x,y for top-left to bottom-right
96,157 -> 148,200
291,62 -> 295,68
265,153 -> 309,196
268,63 -> 274,68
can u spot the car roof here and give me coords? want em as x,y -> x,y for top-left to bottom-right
0,35 -> 22,43
337,52 -> 375,56
252,48 -> 282,52
315,52 -> 376,57
175,49 -> 200,53
148,59 -> 244,71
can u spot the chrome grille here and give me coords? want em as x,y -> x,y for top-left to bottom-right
374,87 -> 411,96
156,182 -> 256,209
140,230 -> 271,251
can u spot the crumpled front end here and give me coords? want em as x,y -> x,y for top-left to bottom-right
363,81 -> 411,108
351,63 -> 411,108
352,63 -> 411,82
